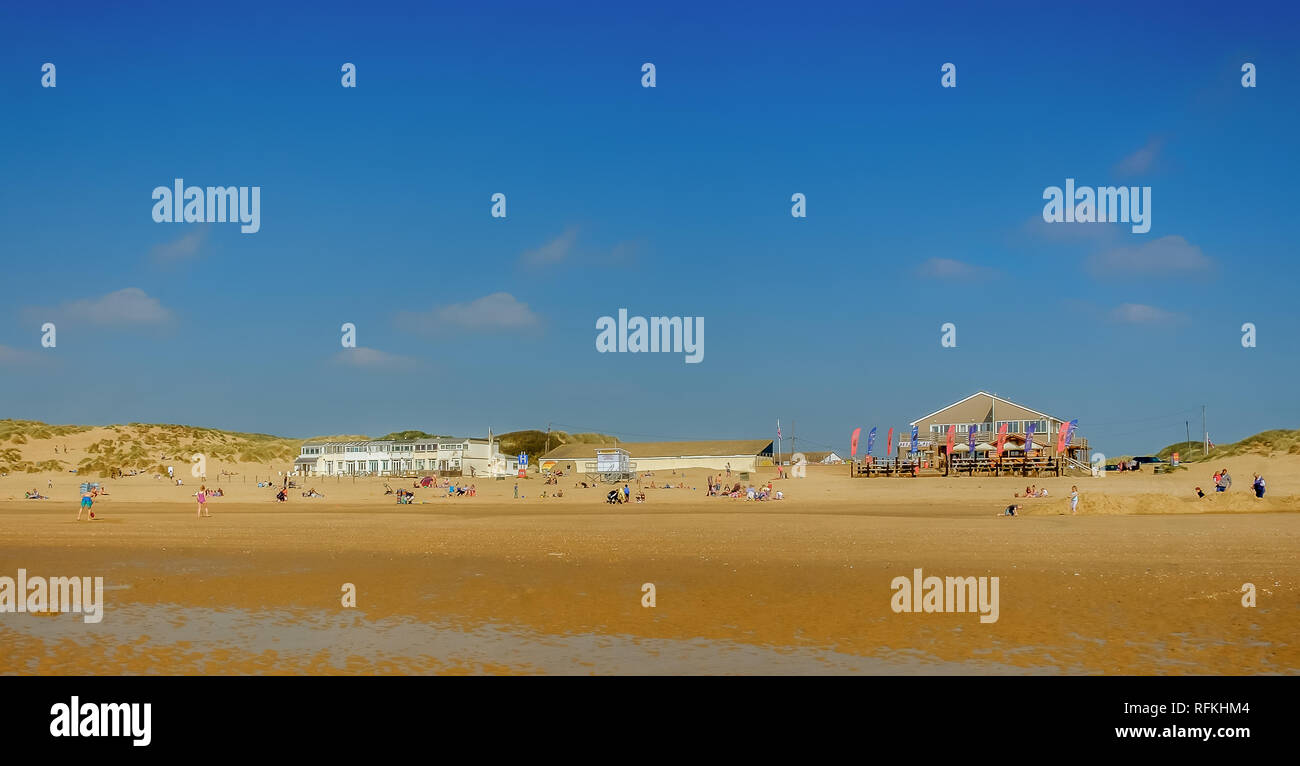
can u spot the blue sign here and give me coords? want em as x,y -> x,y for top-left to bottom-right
909,425 -> 918,454
518,453 -> 528,467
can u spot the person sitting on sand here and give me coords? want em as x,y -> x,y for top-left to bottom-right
1252,473 -> 1265,499
1194,486 -> 1206,499
1038,487 -> 1049,498
1000,504 -> 1020,517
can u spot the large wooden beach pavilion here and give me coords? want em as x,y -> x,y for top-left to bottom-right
853,391 -> 1089,478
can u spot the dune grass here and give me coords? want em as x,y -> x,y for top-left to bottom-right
1157,429 -> 1300,463
0,420 -> 620,477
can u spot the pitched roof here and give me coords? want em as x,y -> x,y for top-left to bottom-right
910,391 -> 1063,426
543,439 -> 774,460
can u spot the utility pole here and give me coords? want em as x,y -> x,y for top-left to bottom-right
545,423 -> 551,455
1185,421 -> 1191,459
792,420 -> 795,459
1202,405 -> 1207,457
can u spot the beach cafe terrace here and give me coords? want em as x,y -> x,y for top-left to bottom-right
850,391 -> 1090,478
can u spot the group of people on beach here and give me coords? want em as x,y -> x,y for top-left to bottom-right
1014,484 -> 1050,498
1002,485 -> 1079,516
1195,468 -> 1265,499
707,478 -> 783,501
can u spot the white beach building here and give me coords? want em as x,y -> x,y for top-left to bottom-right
295,436 -> 518,478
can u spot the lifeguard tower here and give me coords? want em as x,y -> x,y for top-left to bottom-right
589,447 -> 633,483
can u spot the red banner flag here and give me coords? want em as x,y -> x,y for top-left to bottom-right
850,427 -> 861,457
1056,420 -> 1069,454
886,427 -> 894,461
996,423 -> 1009,455
946,424 -> 955,455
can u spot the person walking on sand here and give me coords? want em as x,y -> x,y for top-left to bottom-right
77,487 -> 93,520
1069,485 -> 1079,514
1252,473 -> 1265,499
196,485 -> 211,517
1216,469 -> 1232,493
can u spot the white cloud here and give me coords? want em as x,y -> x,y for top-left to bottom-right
150,227 -> 208,263
520,227 -> 579,267
915,257 -> 996,281
0,345 -> 47,366
398,292 -> 541,334
1110,303 -> 1183,325
52,288 -> 173,325
1087,235 -> 1212,278
1019,214 -> 1119,243
333,347 -> 416,368
1115,137 -> 1164,176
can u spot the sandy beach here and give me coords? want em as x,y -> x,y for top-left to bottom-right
2,430 -> 1296,675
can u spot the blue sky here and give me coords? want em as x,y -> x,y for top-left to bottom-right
1,0 -> 1297,456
